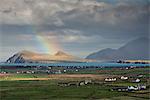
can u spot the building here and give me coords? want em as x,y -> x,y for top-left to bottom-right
128,84 -> 146,91
112,84 -> 147,92
84,80 -> 92,85
105,78 -> 117,82
128,86 -> 138,91
79,81 -> 85,86
111,87 -> 128,92
121,76 -> 128,80
132,79 -> 140,83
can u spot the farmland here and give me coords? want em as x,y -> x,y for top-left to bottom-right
0,66 -> 149,100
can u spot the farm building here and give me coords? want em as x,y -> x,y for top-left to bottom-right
132,79 -> 140,83
121,76 -> 128,80
105,78 -> 117,82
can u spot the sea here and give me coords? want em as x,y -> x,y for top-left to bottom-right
0,62 -> 150,68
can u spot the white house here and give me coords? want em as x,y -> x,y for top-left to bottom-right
134,79 -> 141,83
121,76 -> 128,80
79,81 -> 85,86
63,70 -> 67,72
128,86 -> 138,91
138,75 -> 143,78
128,84 -> 146,91
105,78 -> 117,82
26,71 -> 31,74
16,71 -> 20,74
84,80 -> 92,85
137,84 -> 146,90
31,71 -> 35,74
75,69 -> 78,72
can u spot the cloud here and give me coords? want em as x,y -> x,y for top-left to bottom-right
0,0 -> 149,60
0,0 -> 148,39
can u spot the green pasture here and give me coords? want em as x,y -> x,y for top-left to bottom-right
1,80 -> 149,100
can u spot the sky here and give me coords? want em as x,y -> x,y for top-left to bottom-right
0,0 -> 149,61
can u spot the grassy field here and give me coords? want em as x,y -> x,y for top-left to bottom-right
0,67 -> 149,100
1,80 -> 149,100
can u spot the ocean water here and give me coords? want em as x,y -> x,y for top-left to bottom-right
0,62 -> 149,67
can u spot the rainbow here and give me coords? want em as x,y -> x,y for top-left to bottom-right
31,24 -> 62,54
35,33 -> 61,55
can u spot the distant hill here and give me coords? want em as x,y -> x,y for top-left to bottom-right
86,37 -> 150,60
86,48 -> 116,60
6,50 -> 89,63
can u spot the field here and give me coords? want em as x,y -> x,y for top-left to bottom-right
0,67 -> 149,100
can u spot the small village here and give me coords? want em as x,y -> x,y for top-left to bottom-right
57,74 -> 148,92
0,64 -> 149,99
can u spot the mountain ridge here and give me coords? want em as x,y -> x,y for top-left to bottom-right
86,37 -> 150,60
6,37 -> 150,63
6,50 -> 88,63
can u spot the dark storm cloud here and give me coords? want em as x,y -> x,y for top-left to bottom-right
0,0 -> 149,61
0,0 -> 148,39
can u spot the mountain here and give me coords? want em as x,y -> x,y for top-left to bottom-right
86,37 -> 150,60
6,50 -> 88,63
86,48 -> 116,60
